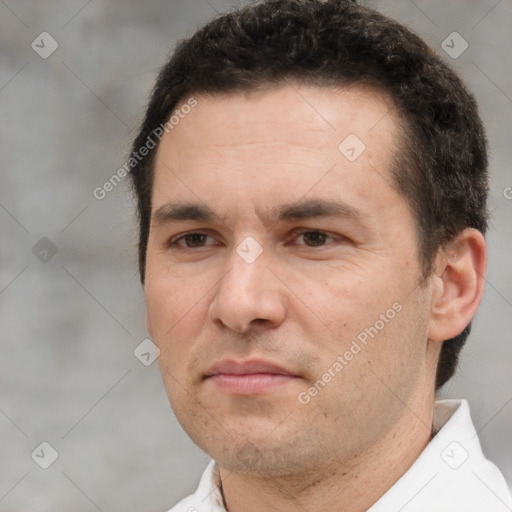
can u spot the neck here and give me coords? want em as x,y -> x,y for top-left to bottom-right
219,389 -> 435,512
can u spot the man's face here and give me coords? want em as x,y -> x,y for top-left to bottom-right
145,84 -> 437,477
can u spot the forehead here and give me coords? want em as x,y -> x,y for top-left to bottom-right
151,84 -> 404,222
158,83 -> 398,155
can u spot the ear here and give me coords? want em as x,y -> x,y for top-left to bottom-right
428,228 -> 487,342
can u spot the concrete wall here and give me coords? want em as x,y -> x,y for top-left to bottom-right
1,1 -> 510,510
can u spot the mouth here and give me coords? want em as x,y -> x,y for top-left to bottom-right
204,358 -> 300,395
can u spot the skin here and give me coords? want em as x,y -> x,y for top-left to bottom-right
144,84 -> 486,512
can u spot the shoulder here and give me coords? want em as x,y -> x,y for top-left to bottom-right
369,399 -> 512,511
166,460 -> 224,512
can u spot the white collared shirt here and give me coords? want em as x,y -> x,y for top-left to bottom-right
168,399 -> 512,511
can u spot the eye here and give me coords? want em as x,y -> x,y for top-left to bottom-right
169,232 -> 217,248
295,230 -> 337,247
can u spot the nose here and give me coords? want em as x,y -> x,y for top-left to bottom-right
208,245 -> 287,333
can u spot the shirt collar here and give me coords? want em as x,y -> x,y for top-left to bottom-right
186,399 -> 511,512
368,399 -> 511,511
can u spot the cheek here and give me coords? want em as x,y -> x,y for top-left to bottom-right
304,268 -> 413,366
144,272 -> 210,348
306,271 -> 385,328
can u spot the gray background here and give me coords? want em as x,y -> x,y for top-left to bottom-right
0,0 -> 511,510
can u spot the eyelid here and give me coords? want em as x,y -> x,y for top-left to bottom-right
167,230 -> 219,247
166,228 -> 347,249
289,228 -> 345,245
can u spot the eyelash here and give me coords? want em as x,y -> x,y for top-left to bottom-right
167,229 -> 342,249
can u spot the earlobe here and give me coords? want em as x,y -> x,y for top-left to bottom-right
428,229 -> 487,342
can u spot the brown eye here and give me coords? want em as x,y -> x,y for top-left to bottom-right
299,231 -> 332,247
183,233 -> 208,247
170,232 -> 216,248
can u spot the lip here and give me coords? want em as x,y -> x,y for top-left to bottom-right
204,359 -> 299,395
205,358 -> 295,377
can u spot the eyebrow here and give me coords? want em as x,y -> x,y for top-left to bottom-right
151,199 -> 368,227
152,203 -> 222,226
272,199 -> 365,223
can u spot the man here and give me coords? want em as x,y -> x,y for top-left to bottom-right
129,1 -> 511,510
